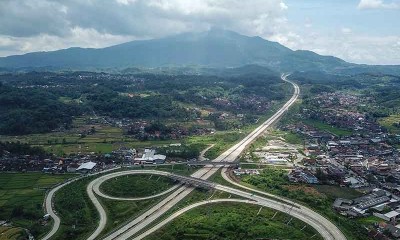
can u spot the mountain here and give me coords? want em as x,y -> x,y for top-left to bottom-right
0,29 -> 397,74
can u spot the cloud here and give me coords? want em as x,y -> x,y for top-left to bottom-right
0,0 -> 289,56
0,0 -> 289,38
0,28 -> 133,57
341,28 -> 352,34
279,27 -> 400,65
357,0 -> 400,10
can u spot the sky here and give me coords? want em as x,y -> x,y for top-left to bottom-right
0,0 -> 399,65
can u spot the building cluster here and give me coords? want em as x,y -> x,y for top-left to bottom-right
0,147 -> 168,173
281,92 -> 400,238
302,92 -> 382,134
0,152 -> 104,174
288,168 -> 319,184
211,95 -> 273,114
233,168 -> 260,176
334,188 -> 400,238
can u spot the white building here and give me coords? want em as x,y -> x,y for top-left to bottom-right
134,149 -> 166,164
77,161 -> 97,173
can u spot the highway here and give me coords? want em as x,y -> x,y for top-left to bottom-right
92,73 -> 307,240
44,74 -> 346,240
87,168 -> 346,240
41,167 -> 120,240
134,197 -> 339,240
214,184 -> 346,240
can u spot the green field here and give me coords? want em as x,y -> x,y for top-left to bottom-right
312,185 -> 363,199
54,176 -> 99,240
304,119 -> 353,137
379,114 -> 400,134
0,173 -> 76,238
145,202 -> 322,240
100,175 -> 175,198
0,116 -> 182,156
0,227 -> 27,240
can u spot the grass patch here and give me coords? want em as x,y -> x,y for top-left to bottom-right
283,132 -> 304,145
54,176 -> 99,240
312,185 -> 363,199
100,175 -> 175,198
145,164 -> 200,176
378,114 -> 400,134
144,202 -> 322,240
303,119 -> 352,137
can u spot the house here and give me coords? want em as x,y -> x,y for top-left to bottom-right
67,163 -> 79,173
374,210 -> 400,222
288,168 -> 319,184
333,198 -> 353,211
300,171 -> 319,184
344,176 -> 367,188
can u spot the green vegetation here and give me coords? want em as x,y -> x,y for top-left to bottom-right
199,131 -> 246,159
99,197 -> 162,238
0,141 -> 47,157
158,144 -> 206,160
0,83 -> 79,135
241,168 -> 372,240
312,185 -> 363,199
51,166 -> 195,239
0,173 -> 75,238
54,176 -> 98,240
145,202 -> 322,240
303,119 -> 352,137
379,114 -> 400,134
283,131 -> 304,144
100,175 -> 175,198
0,227 -> 27,240
0,71 -> 288,137
0,70 -> 292,158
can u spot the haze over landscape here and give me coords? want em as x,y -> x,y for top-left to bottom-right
1,1 -> 400,240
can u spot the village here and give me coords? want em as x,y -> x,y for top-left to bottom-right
0,145 -> 172,174
277,92 -> 400,238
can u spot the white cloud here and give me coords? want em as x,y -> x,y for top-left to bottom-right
0,27 -> 133,56
277,28 -> 400,65
0,0 -> 290,56
357,0 -> 399,10
341,28 -> 352,34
